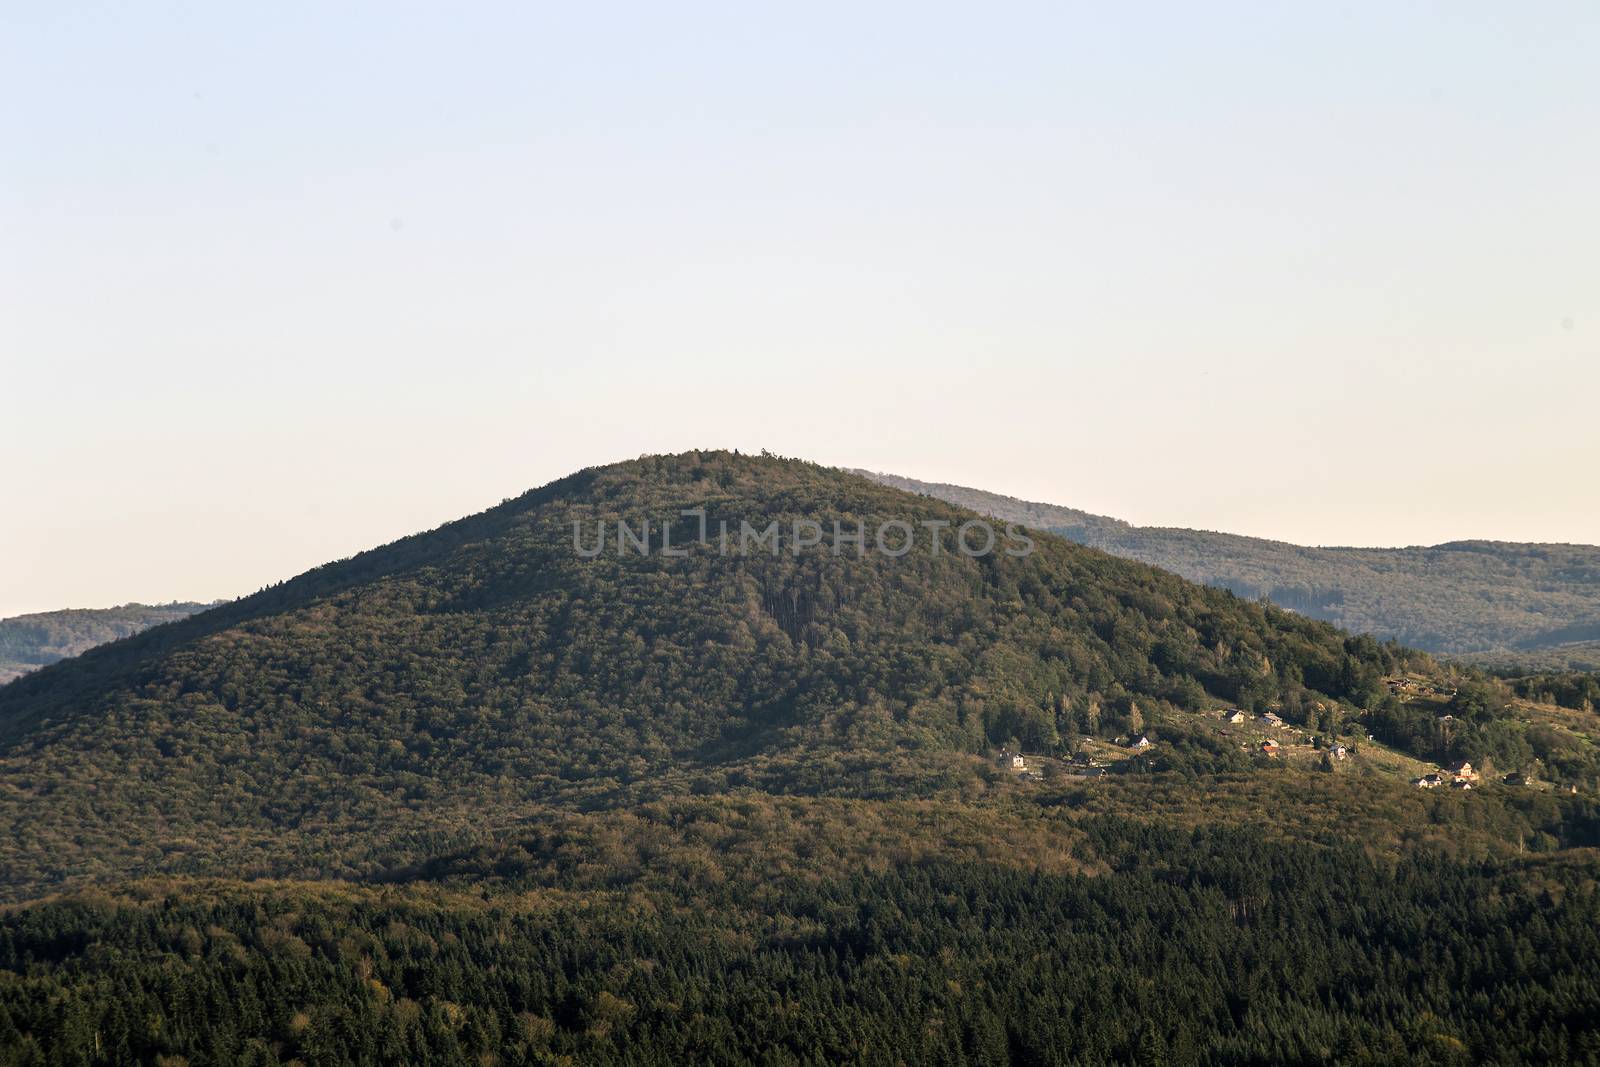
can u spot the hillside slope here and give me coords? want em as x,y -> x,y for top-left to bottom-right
861,471 -> 1600,659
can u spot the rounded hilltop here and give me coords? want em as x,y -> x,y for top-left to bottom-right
0,447 -> 1436,900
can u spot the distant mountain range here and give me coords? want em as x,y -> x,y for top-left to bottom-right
859,471 -> 1600,665
0,601 -> 218,683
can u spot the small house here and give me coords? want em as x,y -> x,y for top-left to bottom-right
1260,739 -> 1280,757
1328,744 -> 1348,761
1011,754 -> 1027,770
1415,773 -> 1444,788
1130,735 -> 1152,749
1222,709 -> 1247,725
1258,712 -> 1284,728
1446,760 -> 1478,781
1452,779 -> 1473,790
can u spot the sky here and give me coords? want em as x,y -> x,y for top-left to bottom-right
2,2 -> 1597,617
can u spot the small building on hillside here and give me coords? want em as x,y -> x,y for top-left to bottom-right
1223,709 -> 1247,724
1011,753 -> 1027,770
1446,760 -> 1478,781
1129,735 -> 1152,749
1260,739 -> 1280,757
1327,743 -> 1349,761
1414,773 -> 1445,788
1259,712 -> 1285,728
1452,779 -> 1473,790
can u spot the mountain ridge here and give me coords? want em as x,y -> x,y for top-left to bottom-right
857,469 -> 1600,659
0,601 -> 219,685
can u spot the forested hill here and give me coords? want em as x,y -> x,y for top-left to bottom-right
0,601 -> 216,684
7,452 -> 1600,1064
861,470 -> 1600,660
0,450 -> 1427,899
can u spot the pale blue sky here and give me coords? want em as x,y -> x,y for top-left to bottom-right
2,3 -> 1597,616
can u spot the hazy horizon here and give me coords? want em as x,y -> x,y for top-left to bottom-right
5,3 -> 1597,618
4,448 -> 1598,620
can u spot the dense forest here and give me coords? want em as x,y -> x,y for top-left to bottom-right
0,603 -> 214,684
1458,642 -> 1600,675
863,472 -> 1600,662
3,452 -> 1599,1063
5,820 -> 1600,1066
